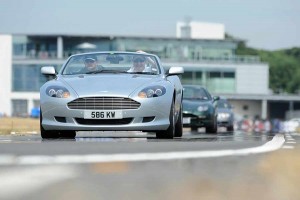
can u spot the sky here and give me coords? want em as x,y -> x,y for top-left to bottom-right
0,0 -> 299,50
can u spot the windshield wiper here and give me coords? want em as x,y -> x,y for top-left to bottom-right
128,72 -> 157,75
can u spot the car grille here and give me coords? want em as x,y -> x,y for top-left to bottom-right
67,97 -> 141,110
183,113 -> 198,118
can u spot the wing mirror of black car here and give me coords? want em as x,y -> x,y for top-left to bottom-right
166,66 -> 184,76
213,96 -> 220,102
41,66 -> 57,80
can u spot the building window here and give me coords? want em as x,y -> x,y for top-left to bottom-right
179,71 -> 202,85
12,99 -> 28,117
194,72 -> 202,85
181,71 -> 193,85
209,72 -> 221,78
224,72 -> 235,78
206,71 -> 236,93
13,64 -> 52,92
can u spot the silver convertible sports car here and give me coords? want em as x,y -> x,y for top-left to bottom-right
40,52 -> 184,139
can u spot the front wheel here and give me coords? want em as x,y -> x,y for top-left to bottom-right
60,131 -> 76,138
174,105 -> 183,137
206,117 -> 218,134
156,100 -> 175,139
227,125 -> 234,132
40,109 -> 59,139
191,126 -> 198,132
40,121 -> 59,139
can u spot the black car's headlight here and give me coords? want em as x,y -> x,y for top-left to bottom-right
138,86 -> 166,98
218,113 -> 230,119
197,105 -> 209,112
46,86 -> 70,98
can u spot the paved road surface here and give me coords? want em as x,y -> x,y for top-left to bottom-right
0,129 -> 299,200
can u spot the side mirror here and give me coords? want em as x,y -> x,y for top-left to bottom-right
166,66 -> 184,76
213,96 -> 220,102
41,66 -> 56,75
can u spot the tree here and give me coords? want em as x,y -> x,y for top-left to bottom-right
234,37 -> 300,94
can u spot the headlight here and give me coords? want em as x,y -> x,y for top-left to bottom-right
46,86 -> 70,98
138,86 -> 166,98
218,113 -> 230,119
197,105 -> 209,112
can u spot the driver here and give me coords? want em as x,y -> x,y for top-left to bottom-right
80,55 -> 102,73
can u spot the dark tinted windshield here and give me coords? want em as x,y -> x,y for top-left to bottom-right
217,100 -> 232,108
183,87 -> 211,100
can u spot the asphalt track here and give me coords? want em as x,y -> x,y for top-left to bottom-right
0,129 -> 298,200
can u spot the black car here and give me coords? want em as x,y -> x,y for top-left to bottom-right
182,85 -> 219,133
216,97 -> 234,131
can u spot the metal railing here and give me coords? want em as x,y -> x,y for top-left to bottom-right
13,51 -> 261,64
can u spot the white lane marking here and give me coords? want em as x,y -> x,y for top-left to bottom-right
282,145 -> 295,149
0,134 -> 285,165
286,141 -> 296,144
0,166 -> 77,199
0,139 -> 12,143
287,138 -> 295,141
283,134 -> 296,149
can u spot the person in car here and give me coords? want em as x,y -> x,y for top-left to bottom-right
128,56 -> 147,73
128,51 -> 158,73
80,55 -> 103,73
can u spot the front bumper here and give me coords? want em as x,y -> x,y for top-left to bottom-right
217,120 -> 233,127
182,112 -> 214,127
41,96 -> 171,131
217,115 -> 233,127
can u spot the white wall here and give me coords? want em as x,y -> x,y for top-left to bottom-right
236,63 -> 269,94
0,35 -> 12,116
165,61 -> 269,95
176,21 -> 225,40
230,100 -> 262,120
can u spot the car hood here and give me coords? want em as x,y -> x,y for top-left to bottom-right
60,74 -> 162,97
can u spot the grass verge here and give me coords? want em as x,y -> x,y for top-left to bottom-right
0,117 -> 40,135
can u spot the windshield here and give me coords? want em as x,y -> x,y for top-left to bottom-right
183,87 -> 211,100
61,53 -> 160,75
217,100 -> 232,109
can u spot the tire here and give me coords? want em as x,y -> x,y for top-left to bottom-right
174,105 -> 183,137
191,126 -> 198,132
60,131 -> 76,139
156,100 -> 175,139
40,110 -> 59,139
227,125 -> 234,132
206,116 -> 217,134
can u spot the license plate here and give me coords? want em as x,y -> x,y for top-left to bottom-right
84,110 -> 123,119
183,117 -> 191,124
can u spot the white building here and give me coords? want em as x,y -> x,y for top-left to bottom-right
176,21 -> 225,40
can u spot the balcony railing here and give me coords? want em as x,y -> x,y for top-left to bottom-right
161,55 -> 261,64
13,50 -> 262,64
